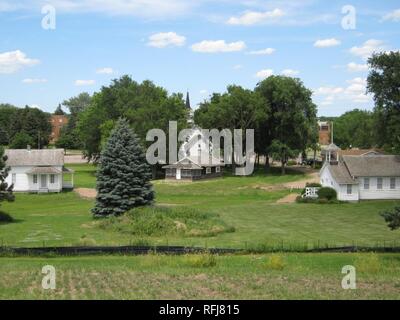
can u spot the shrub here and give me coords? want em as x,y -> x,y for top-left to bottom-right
380,206 -> 400,230
354,253 -> 381,274
317,187 -> 337,200
98,206 -> 235,238
185,253 -> 217,268
0,211 -> 14,223
264,254 -> 285,270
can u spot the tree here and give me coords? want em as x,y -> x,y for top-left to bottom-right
54,104 -> 65,115
194,85 -> 266,171
367,51 -> 400,154
380,206 -> 400,230
76,76 -> 188,161
333,109 -> 375,149
0,146 -> 14,207
255,76 -> 317,174
0,104 -> 18,145
9,132 -> 34,149
92,118 -> 154,217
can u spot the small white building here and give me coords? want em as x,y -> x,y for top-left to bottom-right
5,148 -> 74,193
320,155 -> 400,201
163,128 -> 224,181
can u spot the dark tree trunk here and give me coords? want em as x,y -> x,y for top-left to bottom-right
313,149 -> 317,169
281,150 -> 286,175
152,165 -> 157,180
264,155 -> 270,173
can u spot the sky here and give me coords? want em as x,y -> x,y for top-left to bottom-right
0,0 -> 399,116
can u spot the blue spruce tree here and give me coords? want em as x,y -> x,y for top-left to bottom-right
92,118 -> 154,217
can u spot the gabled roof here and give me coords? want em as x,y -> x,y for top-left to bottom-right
5,149 -> 64,166
342,155 -> 400,177
325,162 -> 357,184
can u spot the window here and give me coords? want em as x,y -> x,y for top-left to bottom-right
364,178 -> 370,190
33,174 -> 38,184
181,169 -> 191,177
377,177 -> 383,190
347,184 -> 352,195
215,166 -> 220,173
206,167 -> 211,174
50,174 -> 55,184
12,173 -> 16,185
390,177 -> 396,189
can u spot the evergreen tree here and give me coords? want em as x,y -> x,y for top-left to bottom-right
92,118 -> 154,217
0,146 -> 14,207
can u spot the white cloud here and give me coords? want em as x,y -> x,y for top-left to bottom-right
75,79 -> 95,86
96,67 -> 114,74
247,48 -> 275,55
22,78 -> 47,84
347,62 -> 368,72
200,89 -> 208,95
147,32 -> 186,48
314,86 -> 344,95
313,38 -> 341,48
382,9 -> 400,22
349,39 -> 386,60
233,64 -> 243,70
314,78 -> 372,106
255,69 -> 274,79
191,40 -> 246,53
281,69 -> 299,76
0,50 -> 39,74
227,8 -> 284,25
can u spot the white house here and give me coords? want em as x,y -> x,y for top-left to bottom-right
320,155 -> 400,201
163,128 -> 224,181
5,148 -> 74,193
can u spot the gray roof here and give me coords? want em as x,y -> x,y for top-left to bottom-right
5,149 -> 64,166
343,155 -> 400,177
327,162 -> 358,184
26,166 -> 62,174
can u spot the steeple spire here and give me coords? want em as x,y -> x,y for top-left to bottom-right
185,91 -> 191,109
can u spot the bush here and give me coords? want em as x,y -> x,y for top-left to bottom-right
97,206 -> 235,237
264,254 -> 285,270
185,253 -> 217,268
355,253 -> 381,274
0,211 -> 14,223
317,187 -> 337,201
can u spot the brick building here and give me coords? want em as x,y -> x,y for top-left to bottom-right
318,121 -> 331,146
50,115 -> 68,144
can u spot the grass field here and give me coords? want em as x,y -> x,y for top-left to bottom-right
0,253 -> 399,299
0,164 -> 399,248
1,163 -> 400,300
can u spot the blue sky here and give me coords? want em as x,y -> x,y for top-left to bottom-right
0,0 -> 399,116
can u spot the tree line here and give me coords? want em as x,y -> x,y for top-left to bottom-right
0,51 -> 398,173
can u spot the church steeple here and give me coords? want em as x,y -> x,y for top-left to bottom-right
185,91 -> 191,109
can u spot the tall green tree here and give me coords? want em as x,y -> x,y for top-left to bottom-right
255,76 -> 317,174
77,76 -> 188,161
367,51 -> 400,154
333,109 -> 375,149
9,132 -> 34,149
0,146 -> 14,207
92,118 -> 154,217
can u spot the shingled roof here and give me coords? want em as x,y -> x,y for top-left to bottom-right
343,155 -> 400,177
5,149 -> 64,166
327,161 -> 358,184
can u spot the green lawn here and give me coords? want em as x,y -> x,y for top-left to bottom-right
0,164 -> 399,248
0,253 -> 399,299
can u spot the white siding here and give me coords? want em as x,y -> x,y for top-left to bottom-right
359,176 -> 400,200
320,165 -> 359,201
5,165 -> 63,192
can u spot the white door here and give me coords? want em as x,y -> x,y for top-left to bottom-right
176,169 -> 181,180
40,175 -> 48,188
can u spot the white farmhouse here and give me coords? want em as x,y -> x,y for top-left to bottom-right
320,155 -> 400,201
5,148 -> 74,193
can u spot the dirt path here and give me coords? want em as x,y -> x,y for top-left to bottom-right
276,193 -> 299,204
75,188 -> 97,199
